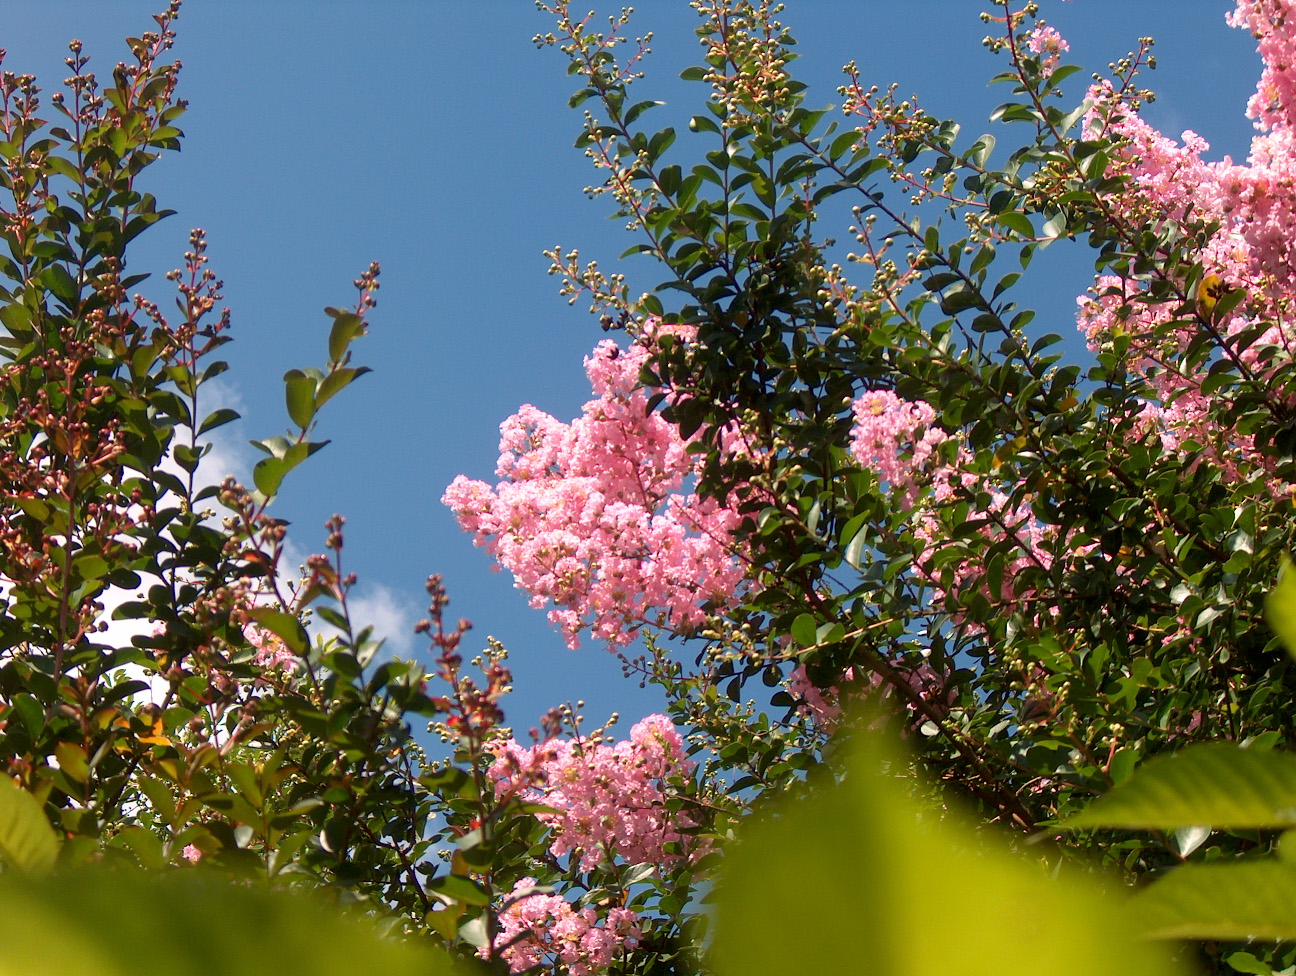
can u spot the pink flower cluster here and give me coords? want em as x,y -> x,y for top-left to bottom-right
1228,0 -> 1296,133
244,624 -> 298,671
849,391 -> 948,507
1075,2 -> 1296,480
491,879 -> 641,976
443,331 -> 747,649
489,714 -> 698,871
1026,25 -> 1069,77
788,664 -> 846,731
848,391 -> 1054,618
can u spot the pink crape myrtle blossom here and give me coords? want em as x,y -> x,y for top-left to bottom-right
847,391 -> 1055,620
489,714 -> 700,871
789,661 -> 952,736
1227,0 -> 1296,133
443,329 -> 749,649
788,663 -> 845,731
1075,2 -> 1296,482
1026,25 -> 1069,77
243,623 -> 299,671
849,391 -> 949,507
490,878 -> 641,976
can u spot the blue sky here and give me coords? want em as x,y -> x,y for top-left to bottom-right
1,2 -> 1265,733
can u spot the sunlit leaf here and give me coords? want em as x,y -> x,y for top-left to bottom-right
325,309 -> 366,364
0,778 -> 58,875
1265,557 -> 1296,660
0,868 -> 460,975
245,609 -> 308,656
1065,743 -> 1296,830
712,724 -> 1186,976
1134,859 -> 1296,941
283,368 -> 317,429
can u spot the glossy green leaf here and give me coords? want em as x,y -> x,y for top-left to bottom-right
283,369 -> 317,429
844,526 -> 868,570
197,407 -> 240,436
250,434 -> 293,459
1065,743 -> 1296,830
315,366 -> 371,410
252,456 -> 287,497
790,612 -> 817,647
997,211 -> 1035,238
41,263 -> 78,304
326,309 -> 366,363
426,873 -> 493,908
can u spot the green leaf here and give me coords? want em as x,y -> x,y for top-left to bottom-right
325,309 -> 366,364
113,826 -> 166,870
0,868 -> 458,975
250,435 -> 293,459
198,408 -> 240,436
997,212 -> 1035,238
426,874 -> 492,908
41,263 -> 78,304
252,456 -> 288,497
315,366 -> 371,411
1041,211 -> 1069,241
0,303 -> 32,335
54,742 -> 89,784
712,724 -> 1186,976
623,99 -> 663,125
967,133 -> 995,167
283,369 -> 317,429
6,495 -> 49,521
844,525 -> 868,570
1064,743 -> 1296,830
1134,859 -> 1296,941
790,612 -> 818,647
245,609 -> 308,656
1265,557 -> 1296,660
0,777 -> 58,875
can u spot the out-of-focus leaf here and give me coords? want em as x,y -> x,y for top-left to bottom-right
1134,859 -> 1296,941
712,722 -> 1186,976
1065,744 -> 1296,830
1265,557 -> 1296,660
0,778 -> 58,875
0,868 -> 460,975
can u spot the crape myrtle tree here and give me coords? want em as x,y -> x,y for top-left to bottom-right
0,1 -> 1294,975
449,0 -> 1296,971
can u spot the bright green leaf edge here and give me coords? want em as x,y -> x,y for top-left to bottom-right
1064,743 -> 1296,831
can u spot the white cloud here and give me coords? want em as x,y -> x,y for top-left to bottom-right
310,580 -> 420,661
162,376 -> 254,491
